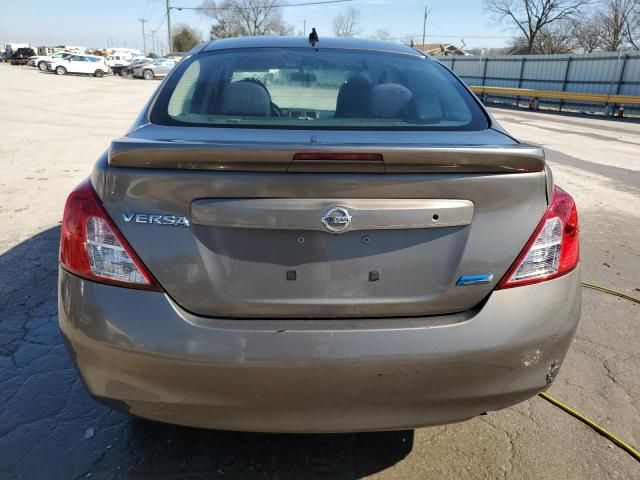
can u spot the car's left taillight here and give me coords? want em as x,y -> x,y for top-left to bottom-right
497,185 -> 579,289
60,180 -> 161,291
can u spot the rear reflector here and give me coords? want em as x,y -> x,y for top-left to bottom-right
497,186 -> 579,289
60,180 -> 161,291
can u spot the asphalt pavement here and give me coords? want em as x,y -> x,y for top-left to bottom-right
0,64 -> 638,479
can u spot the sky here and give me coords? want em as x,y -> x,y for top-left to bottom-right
0,0 -> 516,52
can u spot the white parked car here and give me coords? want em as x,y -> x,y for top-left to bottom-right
104,54 -> 132,68
29,51 -> 73,71
47,54 -> 110,77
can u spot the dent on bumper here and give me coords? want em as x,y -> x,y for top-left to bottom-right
58,267 -> 581,433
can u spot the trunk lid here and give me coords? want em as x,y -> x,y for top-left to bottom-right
99,126 -> 547,318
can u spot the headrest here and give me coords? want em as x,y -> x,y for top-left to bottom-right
220,80 -> 271,117
369,83 -> 413,118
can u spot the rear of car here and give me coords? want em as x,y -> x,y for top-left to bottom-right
88,55 -> 110,77
59,38 -> 580,433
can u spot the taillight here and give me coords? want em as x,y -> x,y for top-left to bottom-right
497,186 -> 579,289
292,152 -> 383,162
60,180 -> 161,291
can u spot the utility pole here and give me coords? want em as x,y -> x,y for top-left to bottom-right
151,30 -> 157,56
138,19 -> 147,53
166,0 -> 172,53
422,6 -> 429,48
303,20 -> 307,36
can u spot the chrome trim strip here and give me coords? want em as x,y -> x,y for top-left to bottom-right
191,198 -> 474,232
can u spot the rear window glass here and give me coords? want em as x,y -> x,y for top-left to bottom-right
151,48 -> 487,131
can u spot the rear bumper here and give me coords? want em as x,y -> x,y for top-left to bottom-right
59,267 -> 581,433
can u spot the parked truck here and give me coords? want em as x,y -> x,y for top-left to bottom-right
6,47 -> 37,65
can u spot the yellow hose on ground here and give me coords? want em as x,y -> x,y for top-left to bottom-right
537,282 -> 640,463
581,282 -> 640,305
538,392 -> 640,462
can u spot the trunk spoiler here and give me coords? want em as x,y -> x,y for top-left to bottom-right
108,138 -> 545,174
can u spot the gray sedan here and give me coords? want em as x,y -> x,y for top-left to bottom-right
131,58 -> 175,79
58,36 -> 580,433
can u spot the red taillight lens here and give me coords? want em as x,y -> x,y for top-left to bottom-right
60,180 -> 161,291
497,186 -> 579,289
292,152 -> 383,162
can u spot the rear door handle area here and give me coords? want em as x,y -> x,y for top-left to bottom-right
190,198 -> 474,232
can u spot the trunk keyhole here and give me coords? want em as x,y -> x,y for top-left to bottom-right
362,235 -> 371,244
432,213 -> 439,221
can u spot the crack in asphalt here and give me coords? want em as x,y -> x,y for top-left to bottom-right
571,346 -> 640,414
478,418 -> 515,480
510,404 -> 541,429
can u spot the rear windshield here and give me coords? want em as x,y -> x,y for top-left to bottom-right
151,47 -> 488,131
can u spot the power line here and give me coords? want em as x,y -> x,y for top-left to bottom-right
144,0 -> 156,18
156,11 -> 168,30
170,0 -> 355,11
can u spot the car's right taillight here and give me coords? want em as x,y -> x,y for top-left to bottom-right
60,179 -> 161,291
497,185 -> 579,289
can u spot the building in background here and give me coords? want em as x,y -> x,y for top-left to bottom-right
36,45 -> 88,55
414,43 -> 468,56
4,43 -> 33,54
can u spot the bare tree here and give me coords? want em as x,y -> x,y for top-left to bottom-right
485,0 -> 589,53
199,0 -> 292,39
332,7 -> 362,37
597,0 -> 639,51
371,28 -> 392,41
626,1 -> 640,47
627,9 -> 640,48
571,17 -> 602,52
534,21 -> 574,53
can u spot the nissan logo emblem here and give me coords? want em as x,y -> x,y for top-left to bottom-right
321,207 -> 352,233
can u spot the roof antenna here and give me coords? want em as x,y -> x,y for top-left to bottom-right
308,28 -> 319,48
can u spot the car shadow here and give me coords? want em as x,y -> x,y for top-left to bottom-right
0,226 -> 414,479
124,419 -> 413,479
